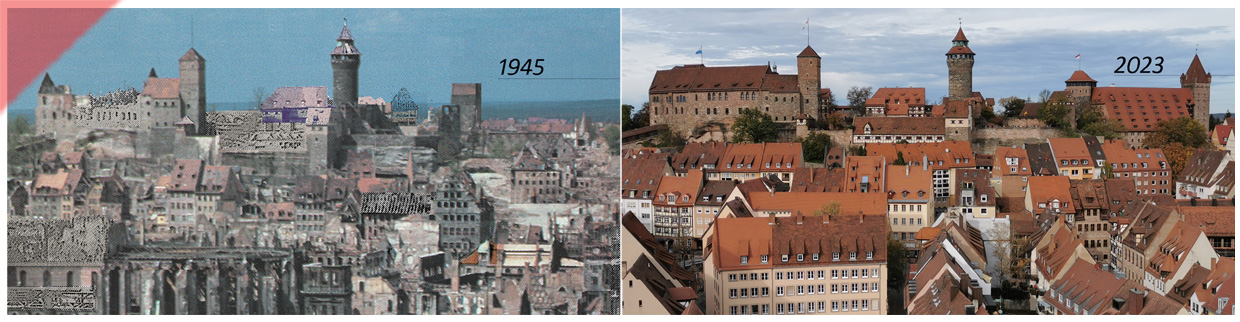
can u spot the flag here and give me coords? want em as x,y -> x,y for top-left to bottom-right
1075,54 -> 1081,59
803,19 -> 809,30
695,46 -> 702,55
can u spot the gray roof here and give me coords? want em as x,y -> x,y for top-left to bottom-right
262,86 -> 330,108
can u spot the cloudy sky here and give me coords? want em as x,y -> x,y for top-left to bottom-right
11,8 -> 619,111
622,8 -> 1235,114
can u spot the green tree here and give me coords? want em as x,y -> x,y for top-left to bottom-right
821,90 -> 838,125
10,115 -> 33,136
1000,96 -> 1028,118
645,130 -> 686,150
1038,96 -> 1072,130
798,132 -> 831,163
603,124 -> 621,155
623,103 -> 651,131
887,235 -> 909,313
1145,117 -> 1210,149
849,145 -> 867,156
1161,142 -> 1195,178
894,151 -> 906,165
731,108 -> 779,143
847,86 -> 873,116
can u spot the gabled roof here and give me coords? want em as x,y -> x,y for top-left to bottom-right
169,159 -> 203,193
853,117 -> 946,135
262,86 -> 330,108
1092,87 -> 1194,132
141,78 -> 181,99
650,64 -> 802,94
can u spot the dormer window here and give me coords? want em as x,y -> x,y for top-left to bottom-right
797,254 -> 804,262
812,253 -> 820,261
832,252 -> 840,261
761,255 -> 769,264
741,256 -> 749,265
849,252 -> 857,260
866,251 -> 873,260
781,255 -> 789,262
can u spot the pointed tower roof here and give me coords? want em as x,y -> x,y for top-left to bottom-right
179,48 -> 204,62
953,27 -> 969,42
338,24 -> 354,41
175,116 -> 196,125
1066,70 -> 1097,83
37,73 -> 60,94
1181,54 -> 1211,83
798,45 -> 819,58
148,68 -> 158,78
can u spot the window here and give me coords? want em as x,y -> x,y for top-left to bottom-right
741,256 -> 749,265
866,251 -> 874,260
761,273 -> 769,280
832,252 -> 840,261
776,287 -> 785,296
729,274 -> 737,282
762,287 -> 769,297
797,285 -> 805,295
797,254 -> 804,262
850,252 -> 857,260
761,255 -> 769,263
782,254 -> 789,262
832,284 -> 839,293
730,289 -> 738,299
832,270 -> 839,279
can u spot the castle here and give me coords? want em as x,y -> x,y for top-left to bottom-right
35,48 -> 208,141
646,45 -> 828,137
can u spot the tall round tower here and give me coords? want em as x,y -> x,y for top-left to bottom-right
946,27 -> 975,100
331,20 -> 361,108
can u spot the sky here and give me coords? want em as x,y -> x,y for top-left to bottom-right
622,8 -> 1236,114
10,8 -> 620,111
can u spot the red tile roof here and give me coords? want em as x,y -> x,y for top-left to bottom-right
843,155 -> 885,193
1176,206 -> 1234,236
653,170 -> 704,207
865,141 -> 976,171
1066,70 -> 1096,83
1028,176 -> 1074,214
649,64 -> 771,94
885,165 -> 933,202
1092,87 -> 1194,132
178,48 -> 204,62
623,158 -> 667,199
790,168 -> 843,192
1181,54 -> 1211,84
141,78 -> 181,99
1047,138 -> 1091,166
745,192 -> 888,217
797,45 -> 819,58
853,117 -> 946,135
169,159 -> 203,193
952,27 -> 968,42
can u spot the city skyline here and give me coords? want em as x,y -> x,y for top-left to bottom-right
622,8 -> 1235,114
10,8 -> 620,111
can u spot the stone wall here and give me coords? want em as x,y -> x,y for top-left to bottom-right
649,89 -> 805,137
970,127 -> 1063,154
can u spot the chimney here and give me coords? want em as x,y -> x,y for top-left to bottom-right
797,215 -> 804,225
965,305 -> 976,315
922,154 -> 929,171
768,214 -> 776,226
1128,288 -> 1145,313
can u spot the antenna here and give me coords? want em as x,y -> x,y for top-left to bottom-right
344,17 -> 348,26
190,16 -> 195,48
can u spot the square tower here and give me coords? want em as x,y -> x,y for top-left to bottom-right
178,48 -> 206,135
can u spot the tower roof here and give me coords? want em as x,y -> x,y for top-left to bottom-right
797,45 -> 819,58
338,24 -> 353,41
179,48 -> 204,62
1066,70 -> 1096,83
1182,54 -> 1211,83
946,46 -> 974,55
148,68 -> 158,78
37,73 -> 59,94
953,27 -> 969,42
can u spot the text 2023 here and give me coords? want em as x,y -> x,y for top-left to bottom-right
1114,56 -> 1164,74
501,59 -> 545,76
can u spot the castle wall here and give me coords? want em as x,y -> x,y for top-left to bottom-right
649,90 -> 802,137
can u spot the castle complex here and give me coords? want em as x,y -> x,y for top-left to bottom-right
35,48 -> 208,141
646,46 -> 828,136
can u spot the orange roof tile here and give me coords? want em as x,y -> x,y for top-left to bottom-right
1093,87 -> 1193,133
1066,70 -> 1097,83
797,45 -> 819,58
745,192 -> 888,216
1181,54 -> 1211,84
1028,176 -> 1074,214
141,78 -> 181,99
653,169 -> 704,207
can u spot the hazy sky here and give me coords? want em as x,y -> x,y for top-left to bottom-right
11,8 -> 620,111
622,8 -> 1235,114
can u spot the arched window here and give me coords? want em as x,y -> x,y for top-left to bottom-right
66,271 -> 75,287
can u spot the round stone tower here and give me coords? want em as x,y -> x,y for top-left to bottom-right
331,20 -> 361,108
946,27 -> 975,100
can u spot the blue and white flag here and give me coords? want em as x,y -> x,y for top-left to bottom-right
695,46 -> 702,55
